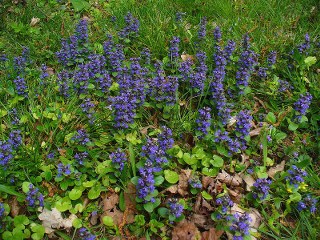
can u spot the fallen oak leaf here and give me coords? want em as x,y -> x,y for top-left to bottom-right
217,170 -> 242,187
172,220 -> 201,240
201,227 -> 224,240
178,169 -> 192,196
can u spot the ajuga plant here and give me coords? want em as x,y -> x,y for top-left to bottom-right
0,10 -> 319,240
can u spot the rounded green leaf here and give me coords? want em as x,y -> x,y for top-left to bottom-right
211,155 -> 224,168
102,216 -> 114,227
69,188 -> 83,200
164,170 -> 179,184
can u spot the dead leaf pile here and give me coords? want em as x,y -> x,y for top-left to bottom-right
172,220 -> 201,240
38,208 -> 77,234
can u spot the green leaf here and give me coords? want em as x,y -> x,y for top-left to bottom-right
0,184 -> 24,198
157,207 -> 169,217
55,197 -> 72,212
72,218 -> 82,229
183,153 -> 198,165
288,122 -> 299,131
154,176 -> 165,186
266,112 -> 276,124
119,191 -> 125,211
14,215 -> 30,226
71,0 -> 90,12
211,155 -> 224,168
102,216 -> 114,227
69,188 -> 83,200
164,170 -> 179,184
143,202 -> 155,213
134,215 -> 146,226
88,186 -> 101,200
304,56 -> 317,67
201,191 -> 213,200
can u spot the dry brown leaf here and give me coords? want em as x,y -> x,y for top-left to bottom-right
10,197 -> 20,217
172,220 -> 201,240
90,212 -> 99,226
103,193 -> 119,211
46,67 -> 55,76
242,174 -> 255,191
217,171 -> 242,187
201,227 -> 224,240
249,127 -> 262,137
38,208 -> 77,234
181,53 -> 195,61
267,160 -> 285,178
191,214 -> 207,229
30,17 -> 40,26
178,169 -> 192,196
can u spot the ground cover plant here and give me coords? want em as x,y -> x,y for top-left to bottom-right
0,0 -> 320,239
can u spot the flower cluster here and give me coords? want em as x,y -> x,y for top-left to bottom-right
235,110 -> 252,150
110,148 -> 127,171
81,98 -> 95,124
13,76 -> 28,97
0,130 -> 22,167
286,165 -> 307,188
211,30 -> 231,124
78,227 -> 96,240
297,33 -> 310,54
73,63 -> 90,94
214,129 -> 241,154
57,70 -> 71,97
196,107 -> 211,138
179,59 -> 193,82
216,194 -> 234,214
151,62 -> 178,105
168,199 -> 184,218
230,213 -> 251,240
137,128 -> 172,202
297,195 -> 317,213
72,129 -> 90,145
169,36 -> 180,62
13,47 -> 30,75
252,178 -> 272,200
26,184 -> 44,208
8,130 -> 22,149
236,34 -> 257,93
293,92 -> 312,120
56,20 -> 89,66
74,152 -> 89,165
118,12 -> 140,38
141,47 -> 151,65
57,163 -> 72,177
198,17 -> 207,40
190,51 -> 207,92
224,40 -> 236,62
40,64 -> 49,82
188,177 -> 202,189
278,79 -> 293,93
267,51 -> 277,67
157,126 -> 174,152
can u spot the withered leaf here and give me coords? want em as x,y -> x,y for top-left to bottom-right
217,171 -> 242,187
178,169 -> 192,196
172,220 -> 201,240
267,160 -> 285,178
201,227 -> 224,240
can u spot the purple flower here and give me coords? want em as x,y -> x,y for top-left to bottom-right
188,177 -> 202,189
110,148 -> 127,171
78,227 -> 96,240
81,98 -> 95,124
57,70 -> 72,97
76,19 -> 89,44
267,51 -> 277,67
8,130 -> 22,149
190,51 -> 207,92
26,184 -> 44,208
13,76 -> 28,97
293,92 -> 312,119
230,213 -> 251,239
40,64 -> 49,81
213,26 -> 222,42
175,12 -> 185,22
0,140 -> 13,166
141,47 -> 151,65
257,67 -> 268,79
72,129 -> 90,145
252,178 -> 272,200
297,33 -> 311,54
73,63 -> 90,94
118,12 -> 140,38
168,199 -> 184,218
179,59 -> 193,82
286,165 -> 307,187
158,126 -> 174,152
235,110 -> 252,150
169,36 -> 180,62
297,195 -> 317,213
0,203 -> 5,218
224,40 -> 236,62
74,152 -> 89,165
57,163 -> 72,177
47,152 -> 55,160
13,47 -> 30,75
151,62 -> 178,105
278,79 -> 293,93
198,17 -> 207,40
216,194 -> 234,213
196,107 -> 211,138
236,34 -> 257,93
